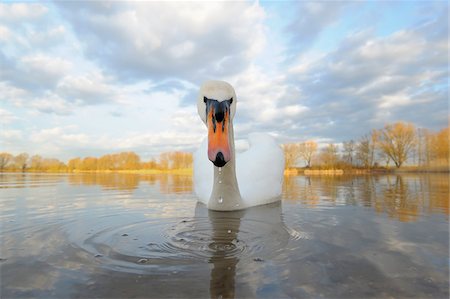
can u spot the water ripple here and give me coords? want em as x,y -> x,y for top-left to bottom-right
67,206 -> 303,273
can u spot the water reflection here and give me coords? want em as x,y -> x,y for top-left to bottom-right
283,174 -> 449,221
67,173 -> 193,194
207,208 -> 242,299
1,173 -> 448,222
1,173 -> 448,298
193,202 -> 291,298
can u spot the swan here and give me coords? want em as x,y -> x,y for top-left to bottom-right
194,80 -> 284,211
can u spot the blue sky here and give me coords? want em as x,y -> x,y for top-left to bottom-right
0,1 -> 448,161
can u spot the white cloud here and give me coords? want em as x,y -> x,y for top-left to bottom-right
20,54 -> 72,82
0,128 -> 22,140
226,64 -> 308,134
57,71 -> 116,105
286,2 -> 356,49
0,25 -> 12,42
379,93 -> 411,109
30,94 -> 74,115
0,3 -> 48,23
0,128 -> 25,155
56,1 -> 266,81
0,108 -> 19,124
1,54 -> 73,91
27,25 -> 66,47
0,82 -> 29,106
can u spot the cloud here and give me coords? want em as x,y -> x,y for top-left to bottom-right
0,3 -> 47,24
0,108 -> 18,124
55,1 -> 266,82
1,53 -> 72,91
224,64 -> 308,139
30,126 -> 89,144
29,94 -> 75,115
57,71 -> 116,105
0,129 -> 25,154
286,14 -> 448,141
0,82 -> 29,107
285,2 -> 355,50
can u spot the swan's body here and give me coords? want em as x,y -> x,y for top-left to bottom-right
194,81 -> 284,211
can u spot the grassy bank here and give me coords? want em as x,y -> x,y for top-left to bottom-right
1,168 -> 194,175
284,166 -> 449,176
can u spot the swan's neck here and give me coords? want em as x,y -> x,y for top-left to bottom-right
208,123 -> 243,211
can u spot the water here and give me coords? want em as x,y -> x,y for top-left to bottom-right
1,173 -> 448,298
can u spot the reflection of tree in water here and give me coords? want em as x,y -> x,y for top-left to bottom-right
314,176 -> 354,205
373,175 -> 420,222
157,174 -> 193,194
283,174 -> 449,222
372,175 -> 449,222
68,173 -> 141,191
67,173 -> 193,194
283,176 -> 320,206
423,175 -> 449,215
1,173 -> 65,189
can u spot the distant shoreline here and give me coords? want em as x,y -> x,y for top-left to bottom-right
0,168 -> 194,175
284,166 -> 450,176
2,167 -> 448,175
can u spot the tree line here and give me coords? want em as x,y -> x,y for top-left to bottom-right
283,122 -> 449,170
0,151 -> 193,172
1,122 -> 447,173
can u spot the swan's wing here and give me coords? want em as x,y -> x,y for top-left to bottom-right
236,133 -> 285,207
193,137 -> 213,204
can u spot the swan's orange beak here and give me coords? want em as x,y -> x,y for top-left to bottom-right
206,98 -> 232,167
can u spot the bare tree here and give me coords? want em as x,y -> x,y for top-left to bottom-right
319,143 -> 339,168
14,153 -> 29,172
283,143 -> 301,169
377,122 -> 416,168
0,152 -> 13,171
298,141 -> 318,168
342,140 -> 355,166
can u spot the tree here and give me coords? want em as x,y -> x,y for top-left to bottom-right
319,143 -> 339,168
14,153 -> 29,171
356,137 -> 371,168
355,132 -> 378,168
81,157 -> 98,171
122,152 -> 140,170
434,127 -> 449,165
377,122 -> 416,168
68,157 -> 81,172
30,155 -> 43,171
159,152 -> 170,170
0,152 -> 13,171
342,140 -> 355,166
282,143 -> 301,169
142,159 -> 159,169
42,158 -> 66,171
170,152 -> 193,169
298,141 -> 318,168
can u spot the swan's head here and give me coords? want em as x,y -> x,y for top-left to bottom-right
197,81 -> 237,167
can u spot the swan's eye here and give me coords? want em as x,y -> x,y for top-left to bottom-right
203,96 -> 208,104
229,97 -> 233,104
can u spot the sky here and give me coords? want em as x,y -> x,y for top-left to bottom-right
0,1 -> 448,162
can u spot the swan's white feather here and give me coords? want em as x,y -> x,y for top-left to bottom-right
193,137 -> 213,205
194,132 -> 284,208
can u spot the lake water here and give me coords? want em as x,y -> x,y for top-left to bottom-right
1,173 -> 448,298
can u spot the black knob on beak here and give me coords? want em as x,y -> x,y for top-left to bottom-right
214,105 -> 225,122
213,152 -> 227,167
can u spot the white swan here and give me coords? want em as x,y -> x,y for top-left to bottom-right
194,80 -> 284,211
